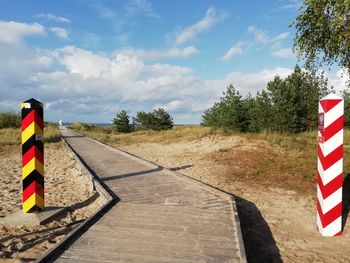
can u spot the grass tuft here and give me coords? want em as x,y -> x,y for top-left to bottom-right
43,124 -> 61,143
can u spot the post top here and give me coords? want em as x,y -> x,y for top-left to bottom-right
320,93 -> 343,101
23,98 -> 41,104
22,98 -> 43,107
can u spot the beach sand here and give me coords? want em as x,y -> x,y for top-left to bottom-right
119,135 -> 350,263
0,141 -> 99,262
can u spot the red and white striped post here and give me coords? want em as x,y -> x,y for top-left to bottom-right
317,94 -> 344,236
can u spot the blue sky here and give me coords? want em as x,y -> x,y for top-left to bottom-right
0,0 -> 347,123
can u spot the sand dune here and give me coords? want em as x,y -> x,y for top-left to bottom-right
120,135 -> 350,263
0,141 -> 99,262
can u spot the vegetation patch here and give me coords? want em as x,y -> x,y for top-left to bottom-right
71,124 -> 218,145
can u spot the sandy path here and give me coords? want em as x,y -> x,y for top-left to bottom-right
0,142 -> 99,262
120,135 -> 350,263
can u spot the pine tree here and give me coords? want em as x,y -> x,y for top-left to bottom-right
201,85 -> 247,132
112,110 -> 133,133
152,108 -> 174,130
133,109 -> 173,130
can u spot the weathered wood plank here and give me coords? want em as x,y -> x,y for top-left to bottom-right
55,128 -> 245,262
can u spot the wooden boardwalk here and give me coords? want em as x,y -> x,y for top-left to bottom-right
56,128 -> 246,263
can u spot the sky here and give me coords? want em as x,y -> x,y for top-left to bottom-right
0,0 -> 348,124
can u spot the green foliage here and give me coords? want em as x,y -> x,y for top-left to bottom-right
267,65 -> 327,132
244,90 -> 272,132
152,108 -> 174,131
0,112 -> 21,129
342,88 -> 350,128
133,108 -> 173,131
202,66 -> 332,133
112,110 -> 133,133
133,111 -> 155,129
293,0 -> 350,73
202,85 -> 247,131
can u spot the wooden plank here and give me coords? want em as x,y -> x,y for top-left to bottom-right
54,128 -> 245,262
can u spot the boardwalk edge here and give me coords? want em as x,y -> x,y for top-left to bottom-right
73,128 -> 247,263
35,128 -> 117,263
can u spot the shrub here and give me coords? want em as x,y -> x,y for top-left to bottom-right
0,112 -> 21,129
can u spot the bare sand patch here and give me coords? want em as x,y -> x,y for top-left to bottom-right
0,141 -> 99,262
119,135 -> 350,263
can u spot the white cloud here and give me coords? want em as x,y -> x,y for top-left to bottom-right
327,69 -> 350,93
50,27 -> 69,39
90,1 -> 116,20
125,0 -> 159,19
206,67 -> 293,98
278,0 -> 302,11
119,46 -> 198,60
0,21 -> 45,44
227,26 -> 291,59
36,13 -> 71,23
153,100 -> 183,111
57,46 -> 110,78
247,26 -> 289,45
0,40 -> 299,123
272,48 -> 294,58
0,33 -> 347,124
272,32 -> 289,42
175,7 -> 227,45
221,46 -> 243,61
247,26 -> 269,44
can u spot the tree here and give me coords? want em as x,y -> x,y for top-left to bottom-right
293,0 -> 350,73
244,90 -> 273,132
133,108 -> 173,131
342,88 -> 350,127
152,108 -> 174,130
202,85 -> 247,132
267,65 -> 330,133
112,110 -> 133,133
133,111 -> 154,128
202,66 -> 331,133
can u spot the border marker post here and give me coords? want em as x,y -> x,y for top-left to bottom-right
21,98 -> 44,213
317,94 -> 344,236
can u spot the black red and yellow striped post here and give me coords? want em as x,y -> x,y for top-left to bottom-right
21,98 -> 44,213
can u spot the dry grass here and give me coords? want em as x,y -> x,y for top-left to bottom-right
70,124 -> 350,194
207,145 -> 316,194
0,124 -> 61,153
71,123 -> 219,145
0,128 -> 21,146
43,124 -> 61,143
240,130 -> 350,177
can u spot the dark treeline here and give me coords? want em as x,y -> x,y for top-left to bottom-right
202,65 -> 350,133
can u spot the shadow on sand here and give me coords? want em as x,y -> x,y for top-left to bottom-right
235,195 -> 282,263
0,193 -> 99,258
342,173 -> 350,230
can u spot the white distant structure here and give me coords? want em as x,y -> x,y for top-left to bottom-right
59,119 -> 63,127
